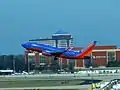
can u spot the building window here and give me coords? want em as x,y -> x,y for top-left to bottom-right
28,55 -> 35,62
40,55 -> 47,63
107,51 -> 116,61
69,39 -> 73,47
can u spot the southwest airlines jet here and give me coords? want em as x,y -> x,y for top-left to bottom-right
21,41 -> 97,59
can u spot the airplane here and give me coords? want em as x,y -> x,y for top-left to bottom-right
21,41 -> 97,60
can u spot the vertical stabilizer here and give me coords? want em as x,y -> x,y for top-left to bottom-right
77,41 -> 97,58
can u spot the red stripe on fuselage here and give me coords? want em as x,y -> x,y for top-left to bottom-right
60,54 -> 82,59
26,48 -> 42,53
42,52 -> 52,56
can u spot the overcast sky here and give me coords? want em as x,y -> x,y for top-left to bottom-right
0,0 -> 120,54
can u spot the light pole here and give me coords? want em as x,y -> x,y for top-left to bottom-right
13,56 -> 16,74
60,58 -> 62,71
90,66 -> 93,90
27,56 -> 30,73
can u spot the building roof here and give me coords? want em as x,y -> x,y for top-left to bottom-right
94,45 -> 117,50
54,30 -> 68,34
29,38 -> 73,41
52,30 -> 71,36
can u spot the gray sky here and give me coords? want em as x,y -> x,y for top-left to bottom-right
0,0 -> 120,54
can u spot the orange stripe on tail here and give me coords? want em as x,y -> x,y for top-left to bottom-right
78,41 -> 97,58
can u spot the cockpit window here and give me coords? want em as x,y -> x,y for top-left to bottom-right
32,44 -> 38,46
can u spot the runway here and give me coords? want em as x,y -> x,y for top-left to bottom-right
0,74 -> 119,89
0,73 -> 120,81
0,85 -> 90,90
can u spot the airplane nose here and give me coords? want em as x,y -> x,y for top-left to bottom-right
21,44 -> 26,48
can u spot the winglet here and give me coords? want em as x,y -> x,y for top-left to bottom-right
93,41 -> 97,44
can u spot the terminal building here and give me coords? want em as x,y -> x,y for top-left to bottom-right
24,31 -> 120,69
92,46 -> 120,66
29,30 -> 73,48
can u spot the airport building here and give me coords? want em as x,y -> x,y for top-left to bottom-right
92,46 -> 120,66
24,31 -> 120,70
76,45 -> 120,68
29,30 -> 73,48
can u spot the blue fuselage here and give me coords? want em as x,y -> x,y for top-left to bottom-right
22,42 -> 81,57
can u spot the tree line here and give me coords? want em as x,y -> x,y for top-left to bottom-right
0,55 -> 25,72
0,55 -> 120,73
0,55 -> 75,73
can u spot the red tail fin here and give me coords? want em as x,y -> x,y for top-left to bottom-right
78,41 -> 97,58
